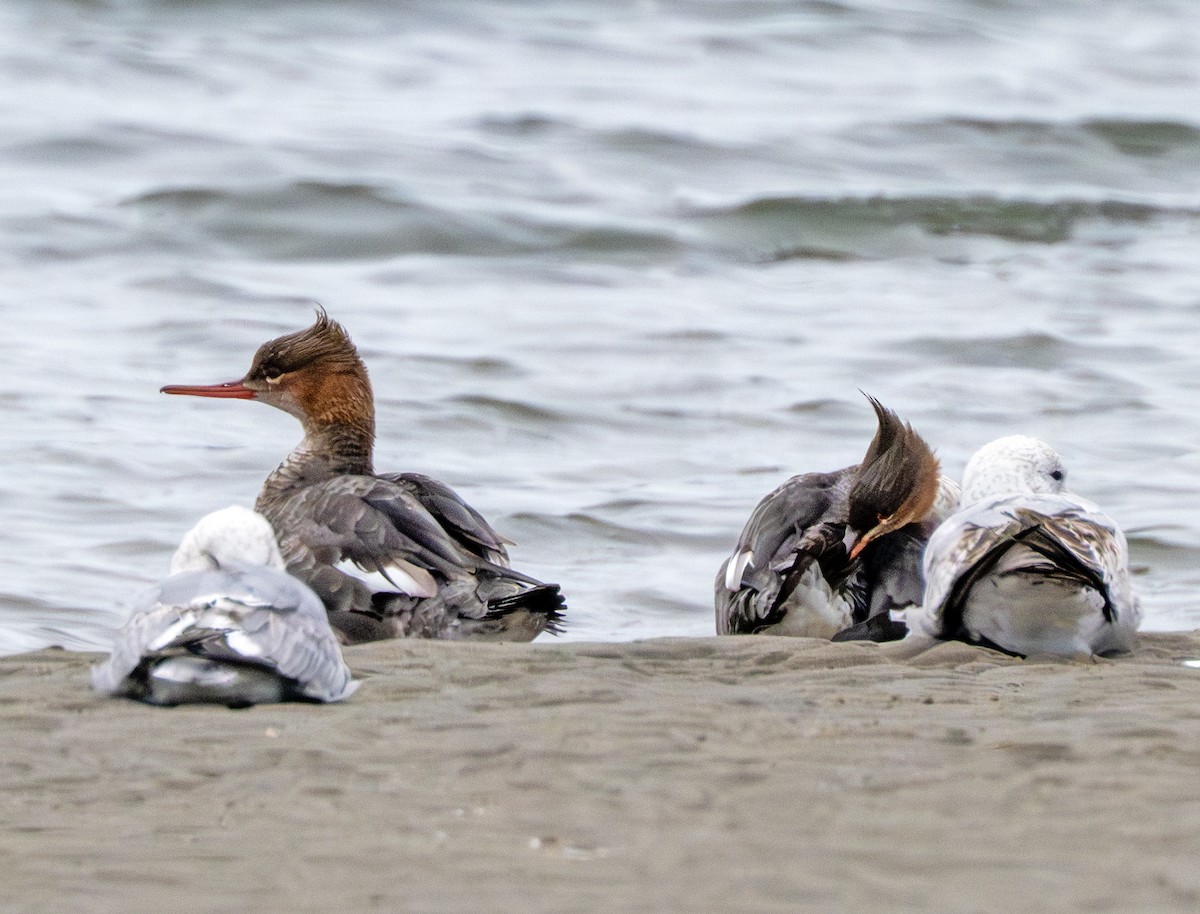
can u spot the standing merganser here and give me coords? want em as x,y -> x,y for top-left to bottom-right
716,395 -> 957,639
910,436 -> 1140,656
92,506 -> 358,706
161,310 -> 565,643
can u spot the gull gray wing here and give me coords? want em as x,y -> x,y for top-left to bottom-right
91,581 -> 200,695
92,568 -> 269,693
92,567 -> 357,702
195,599 -> 358,702
157,563 -> 327,620
918,494 -> 1136,642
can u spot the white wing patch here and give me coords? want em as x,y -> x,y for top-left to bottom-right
724,550 -> 754,592
225,630 -> 266,659
337,559 -> 439,598
150,657 -> 239,686
146,615 -> 196,652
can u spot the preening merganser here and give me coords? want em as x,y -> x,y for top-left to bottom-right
161,310 -> 565,643
92,506 -> 358,706
910,435 -> 1139,656
716,395 -> 957,639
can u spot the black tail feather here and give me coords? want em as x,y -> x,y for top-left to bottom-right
487,583 -> 567,635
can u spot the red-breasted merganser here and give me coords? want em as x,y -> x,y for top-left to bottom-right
92,506 -> 358,706
910,435 -> 1140,656
161,310 -> 565,644
716,395 -> 958,640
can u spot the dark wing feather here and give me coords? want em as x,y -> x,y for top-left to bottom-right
935,528 -> 1023,643
92,585 -> 199,694
830,613 -> 909,643
262,474 -> 549,626
1004,512 -> 1118,623
381,472 -> 512,564
270,476 -> 472,577
262,476 -> 479,614
859,526 -> 928,622
716,469 -> 855,634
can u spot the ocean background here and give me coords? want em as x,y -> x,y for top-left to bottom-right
3,0 -> 1200,652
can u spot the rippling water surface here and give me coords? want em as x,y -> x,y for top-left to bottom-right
4,0 -> 1200,652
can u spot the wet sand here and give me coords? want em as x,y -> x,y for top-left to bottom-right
7,632 -> 1200,913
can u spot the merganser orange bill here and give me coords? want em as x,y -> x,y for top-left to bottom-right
716,394 -> 958,640
160,381 -> 256,399
162,309 -> 565,644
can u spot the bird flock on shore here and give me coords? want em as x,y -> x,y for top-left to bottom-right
92,310 -> 1141,707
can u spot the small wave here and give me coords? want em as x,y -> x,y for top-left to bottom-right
693,193 -> 1181,262
119,179 -> 682,262
405,353 -> 528,379
4,133 -> 135,166
474,116 -> 750,160
1126,529 -> 1200,572
1082,118 -> 1200,158
595,126 -> 757,165
476,113 -> 568,137
121,180 -> 524,260
905,331 -> 1161,372
508,510 -> 720,550
447,394 -> 565,425
907,331 -> 1082,370
885,116 -> 1200,161
644,328 -> 730,344
546,224 -> 680,256
784,397 -> 850,415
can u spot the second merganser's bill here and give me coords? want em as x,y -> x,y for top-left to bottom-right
910,436 -> 1140,657
716,395 -> 956,639
92,506 -> 358,706
161,309 -> 565,644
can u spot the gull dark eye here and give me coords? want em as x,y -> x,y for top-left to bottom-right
1049,469 -> 1064,482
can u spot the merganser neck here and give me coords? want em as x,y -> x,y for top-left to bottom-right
257,423 -> 375,508
305,419 -> 374,476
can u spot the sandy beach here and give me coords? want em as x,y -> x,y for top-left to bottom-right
6,632 -> 1200,913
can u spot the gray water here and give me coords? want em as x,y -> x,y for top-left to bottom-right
3,0 -> 1200,652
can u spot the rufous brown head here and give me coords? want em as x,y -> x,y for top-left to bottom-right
845,393 -> 940,559
161,308 -> 374,439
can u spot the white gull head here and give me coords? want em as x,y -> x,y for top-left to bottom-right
959,436 -> 1068,506
168,505 -> 286,574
